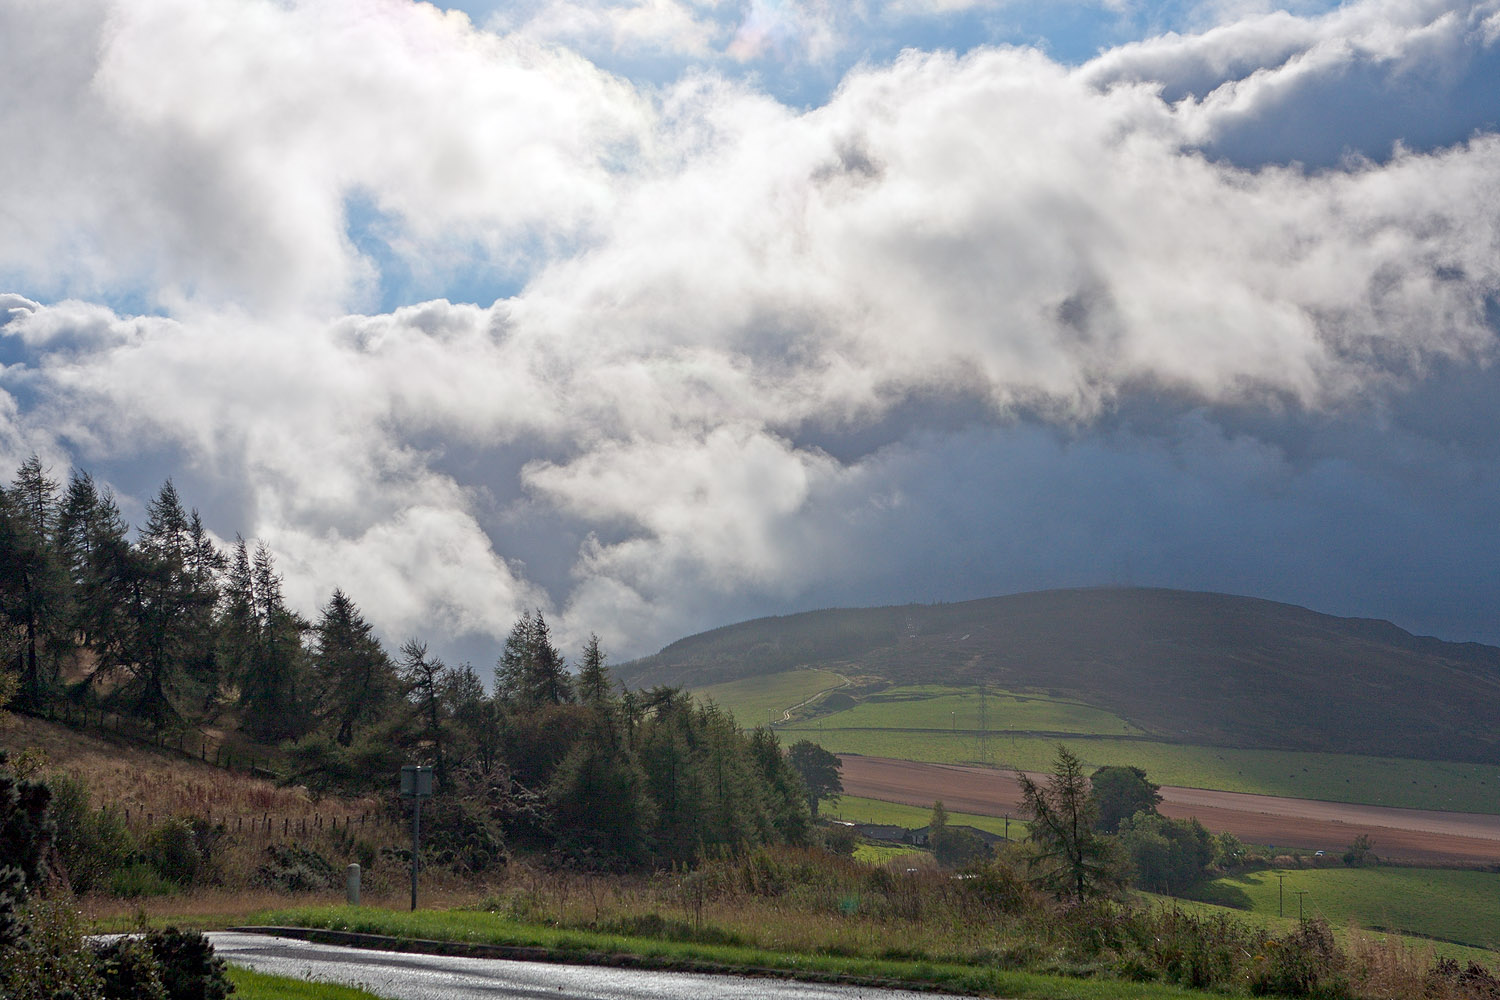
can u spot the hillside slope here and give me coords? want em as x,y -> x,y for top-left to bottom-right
618,588 -> 1500,763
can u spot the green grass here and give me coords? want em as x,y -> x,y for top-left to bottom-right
1185,866 -> 1500,951
827,794 -> 1026,838
695,668 -> 847,727
851,842 -> 924,864
226,965 -> 389,1000
812,685 -> 1142,737
249,905 -> 1226,1000
1141,893 -> 1498,966
780,726 -> 1500,813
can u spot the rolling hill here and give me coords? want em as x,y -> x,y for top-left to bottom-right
617,587 -> 1500,764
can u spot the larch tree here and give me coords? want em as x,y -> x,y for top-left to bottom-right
1019,745 -> 1124,902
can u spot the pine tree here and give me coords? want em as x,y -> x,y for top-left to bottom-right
311,588 -> 397,746
58,479 -> 135,692
523,612 -> 572,706
237,543 -> 309,742
746,727 -> 812,845
497,610 -> 574,708
1,458 -> 70,711
576,633 -> 613,706
494,610 -> 533,704
121,480 -> 212,727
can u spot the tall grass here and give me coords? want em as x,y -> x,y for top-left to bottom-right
255,848 -> 1500,1000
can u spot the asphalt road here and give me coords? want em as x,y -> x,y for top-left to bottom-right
207,932 -> 965,1000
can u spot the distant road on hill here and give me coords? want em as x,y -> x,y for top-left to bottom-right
840,755 -> 1500,866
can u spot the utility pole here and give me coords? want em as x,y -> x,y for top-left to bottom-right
400,765 -> 433,912
1294,890 -> 1309,923
1275,873 -> 1286,918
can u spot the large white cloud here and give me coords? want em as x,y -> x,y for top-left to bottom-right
2,0 -> 1498,659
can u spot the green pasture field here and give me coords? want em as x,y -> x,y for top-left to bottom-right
695,668 -> 847,727
1145,894 -> 1499,965
852,842 -> 925,865
813,685 -> 1142,737
1185,866 -> 1500,951
254,905 -> 1225,1000
827,794 -> 1026,839
227,966 -> 386,1000
780,727 -> 1500,814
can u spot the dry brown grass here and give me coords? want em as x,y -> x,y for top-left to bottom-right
2,714 -> 380,823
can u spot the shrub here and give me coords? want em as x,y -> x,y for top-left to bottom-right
93,935 -> 167,1000
140,928 -> 232,1000
1249,919 -> 1351,999
109,863 -> 177,900
254,844 -> 336,892
1120,906 -> 1253,990
821,824 -> 858,857
964,853 -> 1041,914
142,819 -> 205,888
0,895 -> 105,1000
49,775 -> 135,894
931,825 -> 992,868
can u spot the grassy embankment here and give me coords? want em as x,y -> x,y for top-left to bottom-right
247,904 -> 1222,1000
708,673 -> 1500,813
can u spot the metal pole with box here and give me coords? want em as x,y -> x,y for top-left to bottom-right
399,765 -> 434,911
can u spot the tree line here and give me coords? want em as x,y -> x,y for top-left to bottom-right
0,456 -> 824,870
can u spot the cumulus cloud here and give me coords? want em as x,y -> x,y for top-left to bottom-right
2,0 -> 1499,659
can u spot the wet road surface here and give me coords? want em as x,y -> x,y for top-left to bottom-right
208,931 -> 968,1000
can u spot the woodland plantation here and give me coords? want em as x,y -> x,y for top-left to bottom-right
0,457 -> 820,870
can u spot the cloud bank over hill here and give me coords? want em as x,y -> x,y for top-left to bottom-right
2,0 -> 1498,661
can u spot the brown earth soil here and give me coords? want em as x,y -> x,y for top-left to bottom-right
839,754 -> 1500,867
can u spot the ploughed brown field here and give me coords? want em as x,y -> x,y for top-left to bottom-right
839,754 -> 1500,866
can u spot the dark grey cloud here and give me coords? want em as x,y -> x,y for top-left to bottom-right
2,0 -> 1499,665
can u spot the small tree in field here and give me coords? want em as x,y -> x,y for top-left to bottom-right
1019,744 -> 1124,901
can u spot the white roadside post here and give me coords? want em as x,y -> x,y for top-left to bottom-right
399,765 -> 434,912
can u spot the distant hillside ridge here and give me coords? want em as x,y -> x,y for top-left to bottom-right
617,588 -> 1500,764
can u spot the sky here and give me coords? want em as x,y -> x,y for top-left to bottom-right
2,0 -> 1499,669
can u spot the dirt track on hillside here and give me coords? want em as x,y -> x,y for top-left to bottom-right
838,755 -> 1500,866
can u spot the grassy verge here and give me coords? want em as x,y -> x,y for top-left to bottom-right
227,965 -> 389,1000
247,905 -> 1221,1000
782,727 -> 1500,813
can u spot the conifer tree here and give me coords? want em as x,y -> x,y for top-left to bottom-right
1019,745 -> 1124,901
237,543 -> 310,741
576,633 -> 613,706
494,610 -> 533,704
497,610 -> 574,708
121,480 -> 218,726
747,727 -> 812,844
311,588 -> 397,746
400,639 -> 451,787
1,458 -> 70,711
